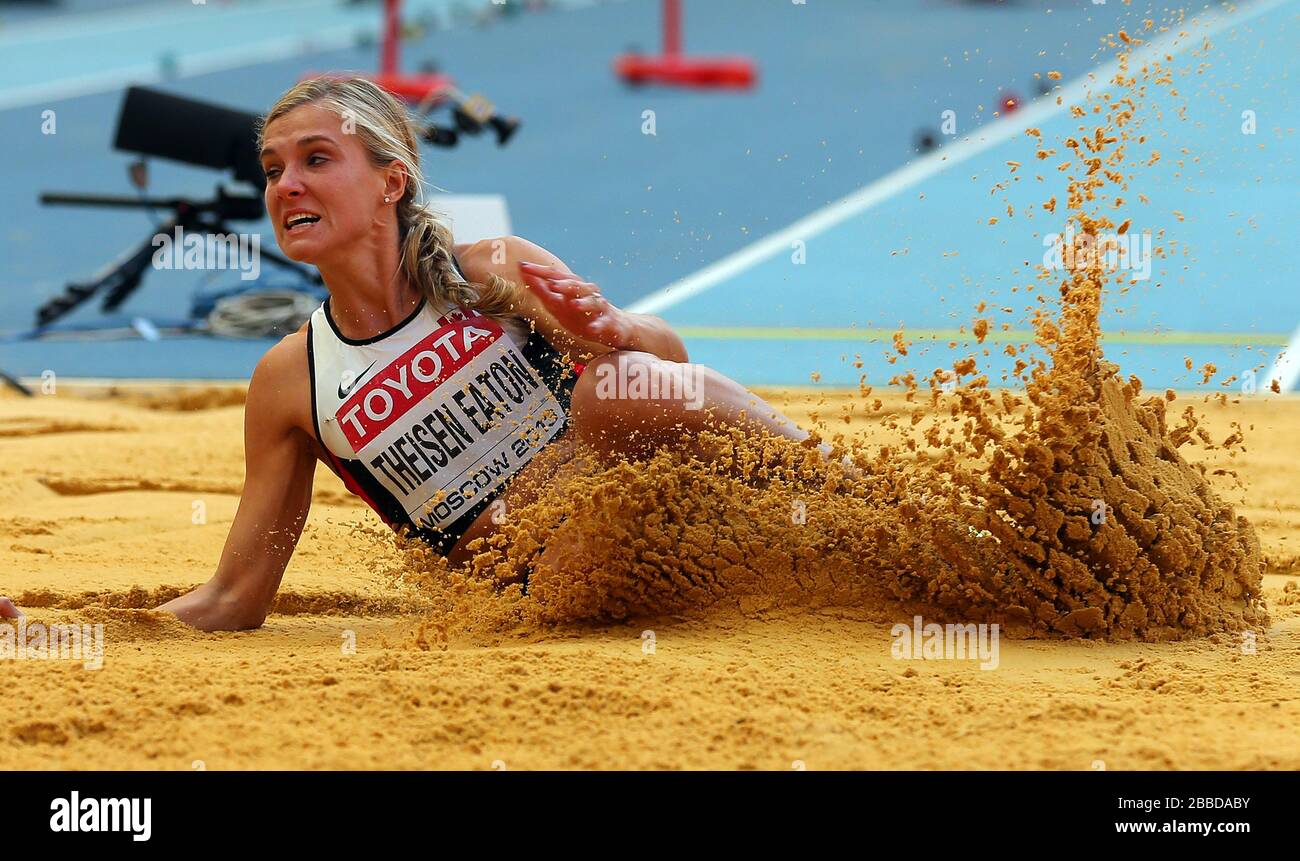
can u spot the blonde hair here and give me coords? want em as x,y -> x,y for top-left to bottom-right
257,76 -> 518,318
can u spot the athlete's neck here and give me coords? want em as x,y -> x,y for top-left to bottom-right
318,235 -> 421,341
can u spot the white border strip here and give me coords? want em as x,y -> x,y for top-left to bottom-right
1267,328 -> 1300,393
628,0 -> 1294,317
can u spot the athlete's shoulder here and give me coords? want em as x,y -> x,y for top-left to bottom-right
264,325 -> 309,365
244,328 -> 314,437
454,237 -> 502,280
456,235 -> 562,281
251,327 -> 311,394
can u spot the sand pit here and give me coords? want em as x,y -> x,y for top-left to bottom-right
1,380 -> 1297,770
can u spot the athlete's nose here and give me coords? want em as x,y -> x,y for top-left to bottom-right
274,165 -> 307,201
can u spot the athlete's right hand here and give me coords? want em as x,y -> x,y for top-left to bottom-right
0,596 -> 22,619
517,261 -> 632,348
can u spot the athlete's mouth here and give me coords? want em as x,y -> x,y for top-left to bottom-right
284,211 -> 322,233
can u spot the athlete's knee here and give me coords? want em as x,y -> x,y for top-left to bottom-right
571,350 -> 688,416
568,351 -> 711,450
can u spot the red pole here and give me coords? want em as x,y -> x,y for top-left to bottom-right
663,0 -> 681,57
381,0 -> 400,76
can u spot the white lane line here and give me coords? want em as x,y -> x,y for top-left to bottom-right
1267,327 -> 1300,393
628,0 -> 1294,317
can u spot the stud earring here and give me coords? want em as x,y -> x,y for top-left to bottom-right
384,196 -> 391,203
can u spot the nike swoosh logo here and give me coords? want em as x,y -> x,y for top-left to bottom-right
338,362 -> 377,400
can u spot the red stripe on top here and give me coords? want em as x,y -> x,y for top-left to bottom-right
337,317 -> 503,451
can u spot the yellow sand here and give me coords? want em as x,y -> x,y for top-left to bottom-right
2,382 -> 1296,770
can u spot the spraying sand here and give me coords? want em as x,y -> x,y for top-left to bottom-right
383,18 -> 1265,643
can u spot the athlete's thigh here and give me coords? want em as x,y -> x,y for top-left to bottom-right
445,429 -> 584,565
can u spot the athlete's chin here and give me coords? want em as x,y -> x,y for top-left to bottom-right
278,234 -> 325,264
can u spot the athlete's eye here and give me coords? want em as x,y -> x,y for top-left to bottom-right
308,154 -> 328,166
264,167 -> 281,179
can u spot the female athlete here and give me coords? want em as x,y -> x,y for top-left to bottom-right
0,77 -> 845,630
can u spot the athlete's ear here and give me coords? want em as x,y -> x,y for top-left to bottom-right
381,160 -> 410,204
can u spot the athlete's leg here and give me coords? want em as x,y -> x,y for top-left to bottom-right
518,352 -> 851,585
445,431 -> 589,571
447,351 -> 852,575
566,350 -> 833,462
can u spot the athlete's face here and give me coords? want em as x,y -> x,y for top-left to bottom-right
260,103 -> 395,265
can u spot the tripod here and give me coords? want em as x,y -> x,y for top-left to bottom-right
0,372 -> 30,397
35,185 -> 319,329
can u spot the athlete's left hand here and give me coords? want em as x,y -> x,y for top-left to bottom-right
518,261 -> 633,348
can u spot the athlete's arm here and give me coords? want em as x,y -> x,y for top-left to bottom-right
156,334 -> 317,631
469,235 -> 688,363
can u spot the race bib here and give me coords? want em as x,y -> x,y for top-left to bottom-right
334,309 -> 566,532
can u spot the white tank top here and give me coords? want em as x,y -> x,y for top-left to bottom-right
306,265 -> 576,555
